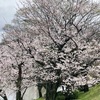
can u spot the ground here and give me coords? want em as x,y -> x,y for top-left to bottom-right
78,84 -> 100,100
36,84 -> 100,100
36,98 -> 44,100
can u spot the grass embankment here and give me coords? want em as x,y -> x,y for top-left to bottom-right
36,84 -> 100,100
36,97 -> 44,100
78,84 -> 100,100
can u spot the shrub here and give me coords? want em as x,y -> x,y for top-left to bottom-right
56,92 -> 65,100
56,90 -> 79,100
56,95 -> 65,100
78,84 -> 89,92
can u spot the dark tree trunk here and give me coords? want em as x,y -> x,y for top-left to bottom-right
37,77 -> 43,98
16,90 -> 22,100
46,82 -> 54,100
45,69 -> 62,100
16,63 -> 23,100
3,96 -> 8,100
45,80 -> 61,100
38,84 -> 42,98
38,89 -> 42,98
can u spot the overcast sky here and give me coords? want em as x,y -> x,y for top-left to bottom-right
0,0 -> 18,31
0,0 -> 22,41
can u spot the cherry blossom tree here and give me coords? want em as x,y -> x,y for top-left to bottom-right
10,0 -> 100,100
1,0 -> 100,100
0,35 -> 37,100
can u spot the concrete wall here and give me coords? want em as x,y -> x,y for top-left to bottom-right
0,86 -> 39,100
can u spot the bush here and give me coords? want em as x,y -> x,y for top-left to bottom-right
72,90 -> 79,99
78,84 -> 89,92
56,90 -> 79,100
56,95 -> 65,100
66,90 -> 79,100
56,92 -> 65,100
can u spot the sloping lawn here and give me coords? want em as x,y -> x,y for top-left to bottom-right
78,84 -> 100,100
36,97 -> 44,100
36,84 -> 100,100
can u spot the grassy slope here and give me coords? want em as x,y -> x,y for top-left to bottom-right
78,84 -> 100,100
36,98 -> 44,100
36,84 -> 100,100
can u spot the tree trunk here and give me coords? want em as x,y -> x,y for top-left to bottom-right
16,90 -> 22,100
38,85 -> 42,98
36,78 -> 42,98
45,81 -> 60,100
16,63 -> 23,100
46,82 -> 53,100
45,69 -> 62,100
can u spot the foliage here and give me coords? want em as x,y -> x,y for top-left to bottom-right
56,90 -> 79,100
56,95 -> 65,100
56,92 -> 65,100
71,90 -> 79,99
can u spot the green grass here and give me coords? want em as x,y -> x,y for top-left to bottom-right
36,84 -> 100,100
78,84 -> 100,100
36,97 -> 44,100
